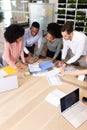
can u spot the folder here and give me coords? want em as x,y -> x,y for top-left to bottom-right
39,61 -> 54,70
2,66 -> 18,75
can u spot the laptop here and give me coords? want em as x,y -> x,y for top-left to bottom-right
0,75 -> 18,92
60,88 -> 87,128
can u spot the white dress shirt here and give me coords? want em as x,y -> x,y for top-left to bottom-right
23,28 -> 42,54
62,31 -> 87,64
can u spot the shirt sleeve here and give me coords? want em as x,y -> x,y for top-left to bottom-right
37,30 -> 43,49
35,37 -> 47,57
67,41 -> 86,64
62,39 -> 69,60
3,42 -> 17,69
20,42 -> 26,63
53,38 -> 63,59
24,46 -> 29,54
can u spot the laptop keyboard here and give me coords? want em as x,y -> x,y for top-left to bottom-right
62,102 -> 87,128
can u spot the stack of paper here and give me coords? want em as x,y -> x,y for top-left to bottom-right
65,65 -> 76,72
28,61 -> 54,73
45,89 -> 66,107
28,63 -> 41,73
47,75 -> 62,86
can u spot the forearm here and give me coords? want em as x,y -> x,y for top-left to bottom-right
62,69 -> 87,76
20,51 -> 26,63
7,59 -> 17,69
35,42 -> 44,57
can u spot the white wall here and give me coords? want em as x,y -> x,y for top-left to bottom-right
49,0 -> 58,22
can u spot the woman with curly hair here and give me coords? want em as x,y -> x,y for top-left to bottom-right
30,22 -> 63,63
2,24 -> 26,69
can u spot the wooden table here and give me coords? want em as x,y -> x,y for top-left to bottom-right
0,60 -> 87,130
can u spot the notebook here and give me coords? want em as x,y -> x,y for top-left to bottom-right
60,88 -> 87,128
39,61 -> 54,70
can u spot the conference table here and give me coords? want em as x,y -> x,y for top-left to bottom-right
0,58 -> 87,130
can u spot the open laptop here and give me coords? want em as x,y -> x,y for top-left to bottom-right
0,75 -> 18,92
60,88 -> 87,128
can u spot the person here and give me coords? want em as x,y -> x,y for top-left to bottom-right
60,55 -> 87,101
58,21 -> 87,68
30,23 -> 63,63
2,24 -> 26,69
60,55 -> 87,76
23,21 -> 42,57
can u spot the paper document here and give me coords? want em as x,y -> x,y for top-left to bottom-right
65,65 -> 76,72
32,68 -> 61,77
78,75 -> 85,81
32,70 -> 48,76
28,61 -> 54,73
28,63 -> 41,73
45,89 -> 66,107
47,75 -> 62,86
46,68 -> 61,76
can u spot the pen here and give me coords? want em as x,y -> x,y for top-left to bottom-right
57,73 -> 64,77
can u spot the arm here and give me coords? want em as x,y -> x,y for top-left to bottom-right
62,39 -> 69,60
35,37 -> 47,57
67,38 -> 86,64
23,29 -> 30,55
20,49 -> 26,63
37,30 -> 43,49
3,42 -> 17,68
62,69 -> 87,76
20,42 -> 26,63
53,38 -> 63,59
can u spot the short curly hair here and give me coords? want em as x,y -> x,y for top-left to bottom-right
31,21 -> 40,29
4,24 -> 25,43
47,23 -> 62,38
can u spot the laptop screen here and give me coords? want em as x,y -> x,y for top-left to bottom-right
60,88 -> 79,112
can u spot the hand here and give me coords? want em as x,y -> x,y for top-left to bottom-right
23,61 -> 28,65
60,64 -> 66,75
51,58 -> 56,63
28,57 -> 34,64
39,55 -> 46,59
28,52 -> 33,58
17,65 -> 24,71
29,57 -> 38,64
56,60 -> 66,67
